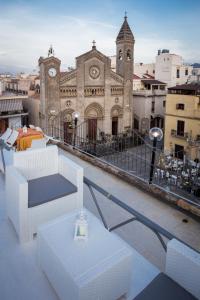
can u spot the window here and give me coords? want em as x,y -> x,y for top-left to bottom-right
153,70 -> 155,74
176,103 -> 185,110
175,144 -> 184,160
118,50 -> 122,60
163,101 -> 166,108
151,101 -> 155,113
185,69 -> 188,76
134,118 -> 139,130
177,120 -> 184,136
127,49 -> 131,60
176,69 -> 180,78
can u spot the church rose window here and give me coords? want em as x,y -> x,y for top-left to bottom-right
89,66 -> 100,79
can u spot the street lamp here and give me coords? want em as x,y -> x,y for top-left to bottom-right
72,111 -> 80,147
149,127 -> 163,184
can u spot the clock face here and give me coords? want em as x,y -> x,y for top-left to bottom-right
48,67 -> 57,77
89,66 -> 100,79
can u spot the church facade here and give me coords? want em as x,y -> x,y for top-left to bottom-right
39,16 -> 135,141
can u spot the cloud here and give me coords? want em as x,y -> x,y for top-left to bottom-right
0,4 -> 199,74
135,37 -> 183,63
0,6 -> 118,73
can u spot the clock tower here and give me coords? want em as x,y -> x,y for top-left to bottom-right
39,46 -> 61,132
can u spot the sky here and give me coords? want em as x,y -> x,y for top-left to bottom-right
0,0 -> 200,74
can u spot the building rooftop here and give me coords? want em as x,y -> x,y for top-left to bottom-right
169,83 -> 200,91
133,74 -> 141,80
116,16 -> 134,43
141,79 -> 166,85
0,145 -> 200,299
168,83 -> 200,95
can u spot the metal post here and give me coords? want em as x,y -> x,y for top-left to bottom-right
73,117 -> 78,147
149,136 -> 157,184
0,146 -> 6,173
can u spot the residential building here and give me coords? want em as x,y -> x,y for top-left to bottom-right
164,83 -> 200,161
134,62 -> 155,78
155,49 -> 193,87
0,94 -> 28,134
188,64 -> 200,83
0,79 -> 5,96
5,73 -> 39,96
133,74 -> 142,91
39,16 -> 135,138
133,79 -> 166,133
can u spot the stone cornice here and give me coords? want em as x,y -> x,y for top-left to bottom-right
60,70 -> 77,85
165,113 -> 200,121
110,71 -> 124,84
38,56 -> 61,65
76,49 -> 110,64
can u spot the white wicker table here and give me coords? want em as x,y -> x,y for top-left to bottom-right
38,209 -> 134,300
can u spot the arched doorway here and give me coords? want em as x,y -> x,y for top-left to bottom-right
111,105 -> 123,135
112,117 -> 118,135
85,103 -> 104,141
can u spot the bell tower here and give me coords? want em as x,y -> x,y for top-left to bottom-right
116,13 -> 135,79
116,13 -> 135,128
39,46 -> 61,132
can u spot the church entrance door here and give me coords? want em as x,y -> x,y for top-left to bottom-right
112,117 -> 118,135
88,119 -> 97,141
63,122 -> 73,144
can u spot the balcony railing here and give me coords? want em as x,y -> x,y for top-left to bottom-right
84,177 -> 200,254
171,130 -> 188,139
133,89 -> 166,97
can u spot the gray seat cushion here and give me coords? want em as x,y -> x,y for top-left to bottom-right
28,173 -> 77,208
133,273 -> 197,300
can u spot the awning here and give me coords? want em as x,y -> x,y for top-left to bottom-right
0,99 -> 23,112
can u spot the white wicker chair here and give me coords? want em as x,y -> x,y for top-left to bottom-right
166,239 -> 200,299
28,138 -> 47,149
0,128 -> 12,142
6,145 -> 83,243
29,124 -> 35,129
5,129 -> 19,148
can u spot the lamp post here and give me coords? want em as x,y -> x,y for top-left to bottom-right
149,127 -> 163,184
72,111 -> 80,147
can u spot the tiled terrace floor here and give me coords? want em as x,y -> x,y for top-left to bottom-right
0,147 -> 200,300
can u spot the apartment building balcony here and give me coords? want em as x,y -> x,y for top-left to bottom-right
152,89 -> 167,96
187,135 -> 200,146
171,129 -> 189,139
133,89 -> 166,97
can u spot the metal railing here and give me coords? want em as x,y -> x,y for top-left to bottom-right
84,177 -> 200,254
43,123 -> 200,205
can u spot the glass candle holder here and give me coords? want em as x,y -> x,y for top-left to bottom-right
74,210 -> 88,241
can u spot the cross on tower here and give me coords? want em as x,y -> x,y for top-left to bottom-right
124,11 -> 127,19
48,45 -> 54,57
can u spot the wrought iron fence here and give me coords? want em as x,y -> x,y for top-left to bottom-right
43,122 -> 200,205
